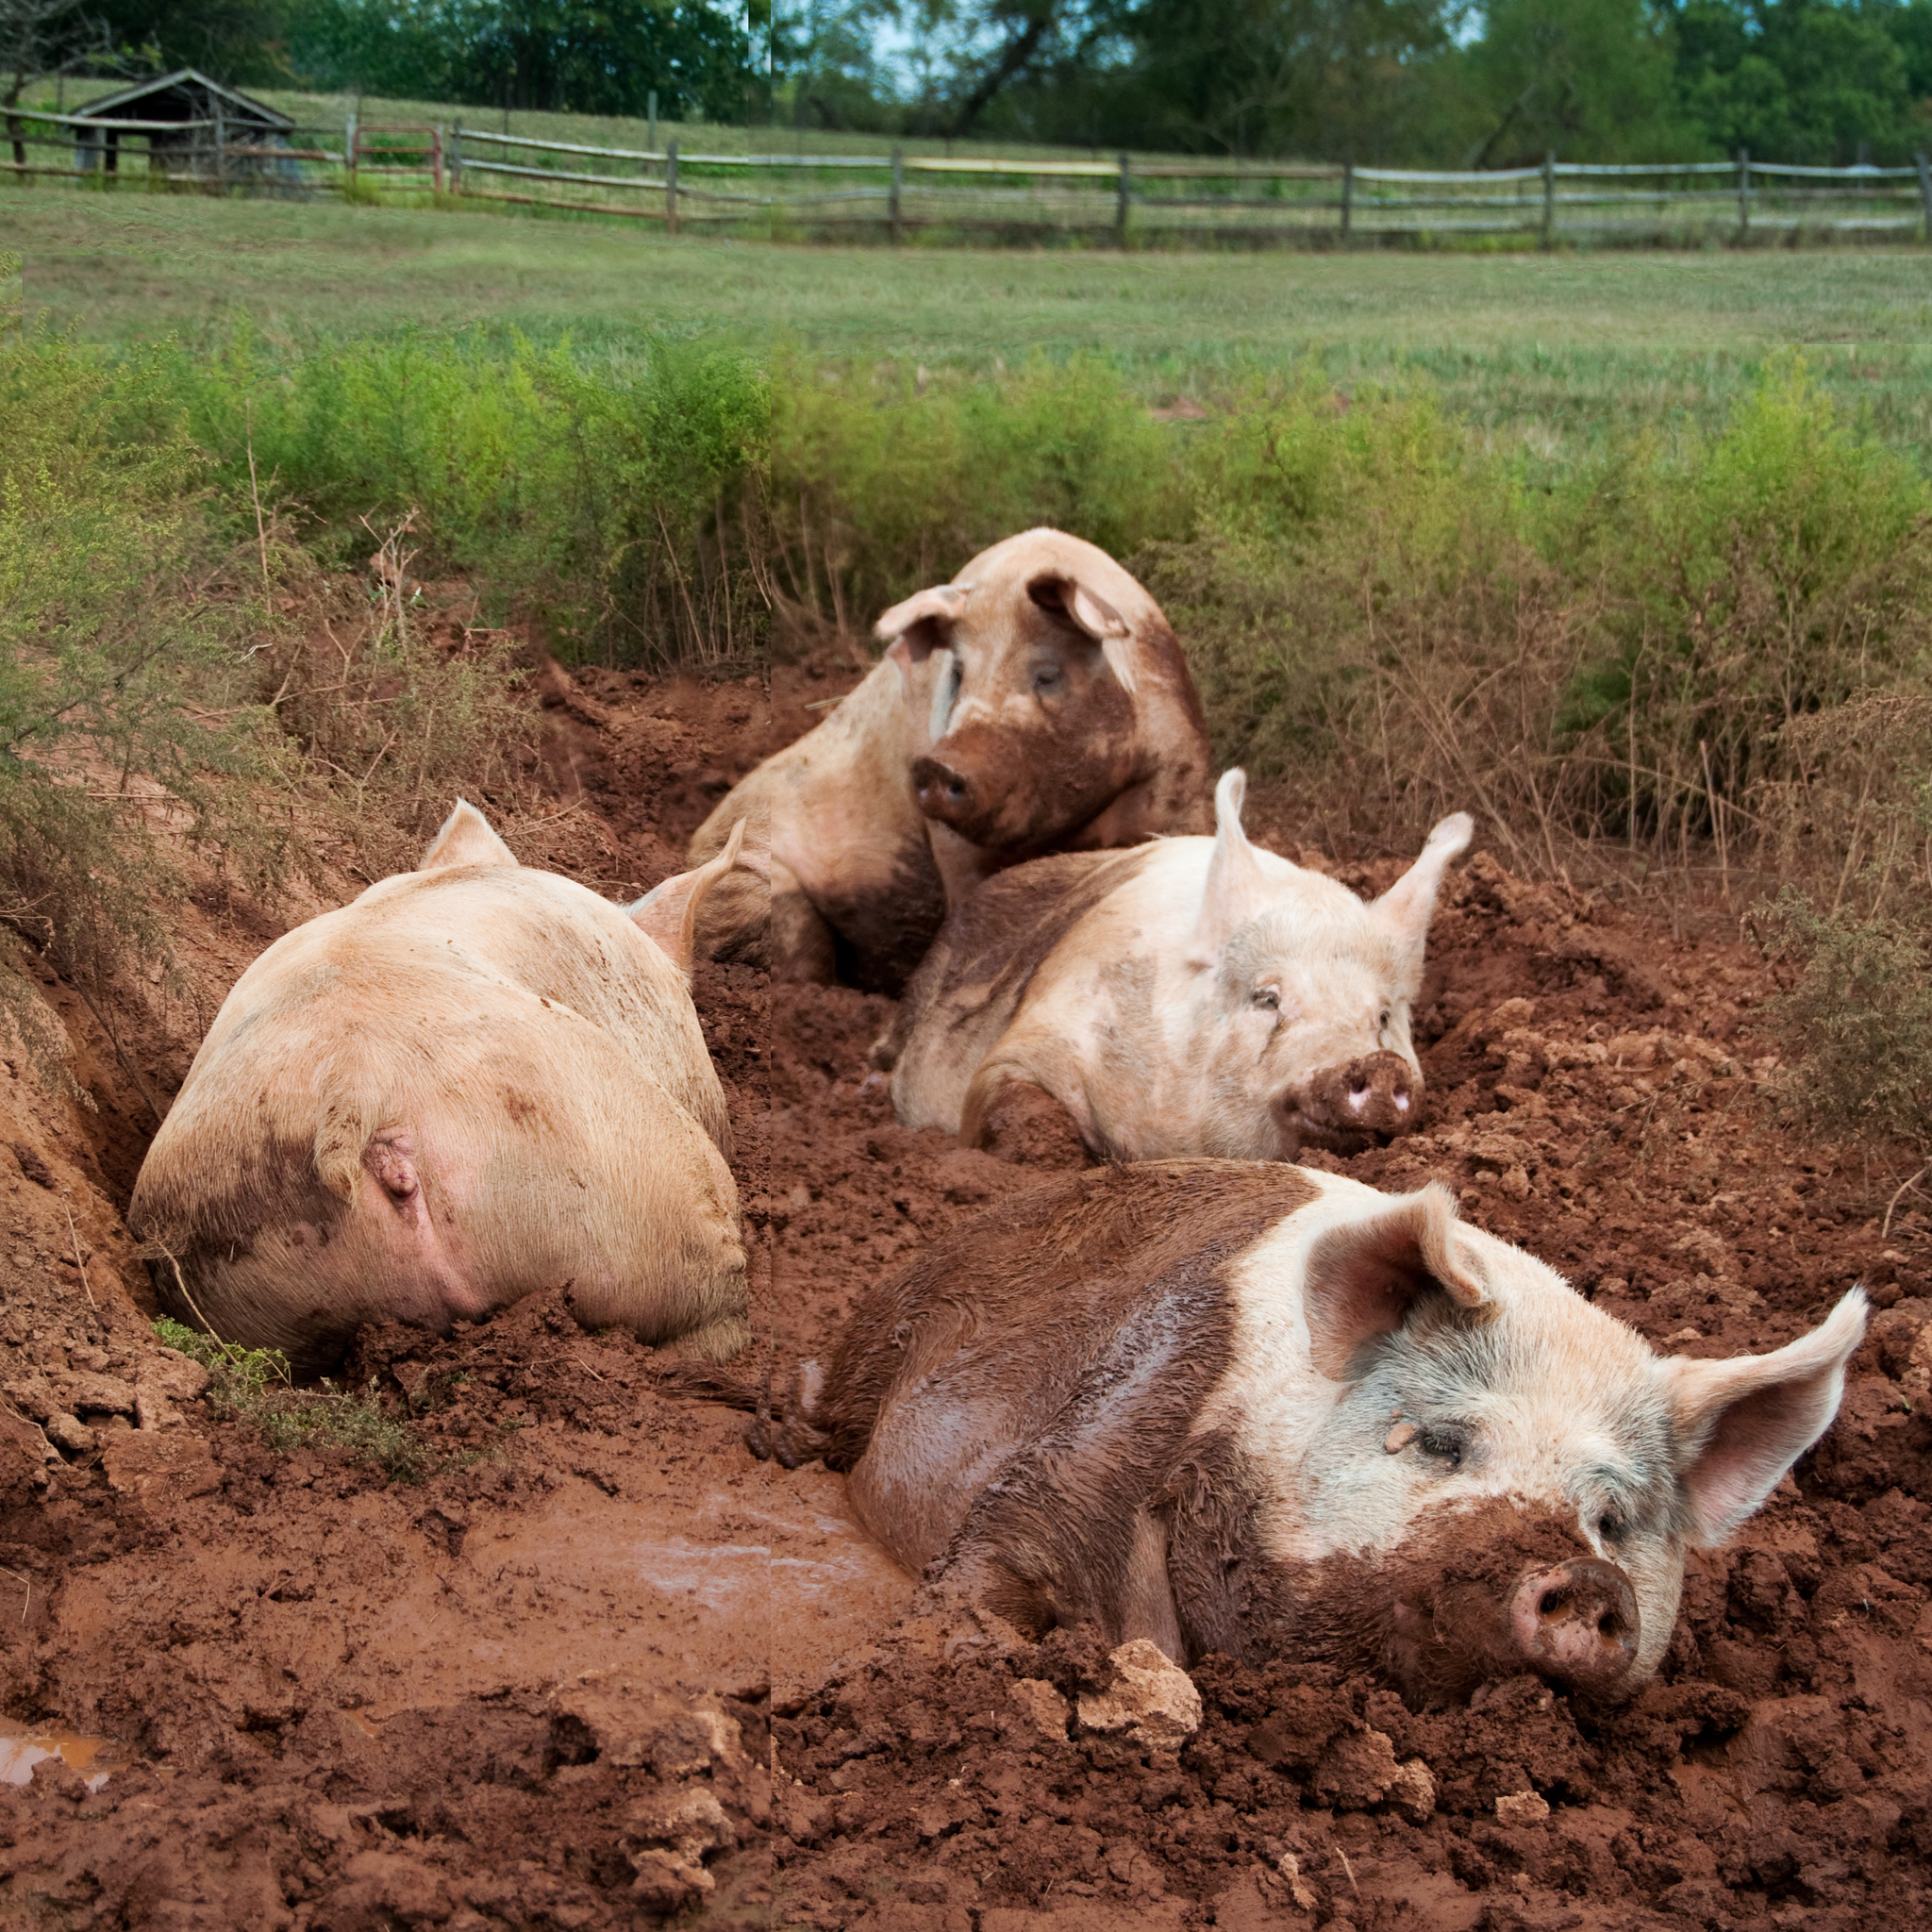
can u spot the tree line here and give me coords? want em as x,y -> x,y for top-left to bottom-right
4,1 -> 765,123
12,2 -> 1932,165
790,1 -> 1932,165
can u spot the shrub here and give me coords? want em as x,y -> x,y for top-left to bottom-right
1555,356 -> 1932,856
173,327 -> 768,667
0,334 -> 297,1070
252,519 -> 538,875
1753,889 -> 1932,1158
769,354 -> 1188,641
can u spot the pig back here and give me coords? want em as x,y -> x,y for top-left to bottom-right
824,1161 -> 1320,1583
887,843 -> 1159,1132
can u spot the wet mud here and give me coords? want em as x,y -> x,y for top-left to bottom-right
1,656 -> 1928,1928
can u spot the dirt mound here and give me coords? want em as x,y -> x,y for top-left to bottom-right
3,656 -> 1929,1928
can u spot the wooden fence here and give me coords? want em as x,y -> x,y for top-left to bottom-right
7,104 -> 1932,247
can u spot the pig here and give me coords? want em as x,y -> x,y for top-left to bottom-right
882,768 -> 1473,1163
687,528 -> 1212,994
752,1160 -> 1866,1707
130,800 -> 753,1374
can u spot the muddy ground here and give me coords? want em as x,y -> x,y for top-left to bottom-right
2,647 -> 1928,1931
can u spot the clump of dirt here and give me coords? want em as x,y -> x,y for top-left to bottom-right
3,651 -> 1929,1929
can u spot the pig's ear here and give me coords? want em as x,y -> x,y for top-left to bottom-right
629,818 -> 756,977
420,798 -> 517,872
1302,1183 -> 1489,1379
1664,1290 -> 1867,1547
877,583 -> 969,690
1186,770 -> 1274,968
1027,572 -> 1139,696
1371,811 -> 1474,994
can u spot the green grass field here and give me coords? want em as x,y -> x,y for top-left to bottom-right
8,187 -> 1932,468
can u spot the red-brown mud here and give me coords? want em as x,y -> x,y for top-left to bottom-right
2,654 -> 1929,1928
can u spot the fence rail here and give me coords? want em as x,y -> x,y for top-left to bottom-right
5,104 -> 1931,248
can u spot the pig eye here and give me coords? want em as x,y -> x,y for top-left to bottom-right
1378,1009 -> 1391,1031
1031,661 -> 1063,694
1252,988 -> 1280,1012
1596,1510 -> 1626,1544
1417,1424 -> 1467,1469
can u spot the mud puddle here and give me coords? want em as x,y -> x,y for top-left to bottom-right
0,1731 -> 128,1792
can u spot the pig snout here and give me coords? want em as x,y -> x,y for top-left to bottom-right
911,755 -> 976,827
1510,1558 -> 1640,1698
1301,1052 -> 1421,1142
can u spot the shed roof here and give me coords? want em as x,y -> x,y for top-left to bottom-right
70,69 -> 294,129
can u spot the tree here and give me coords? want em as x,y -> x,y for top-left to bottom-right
1670,1 -> 1921,163
1458,0 -> 1695,166
92,1 -> 291,84
3,0 -> 142,166
285,1 -> 760,123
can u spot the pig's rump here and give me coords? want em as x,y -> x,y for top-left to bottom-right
133,978 -> 747,1374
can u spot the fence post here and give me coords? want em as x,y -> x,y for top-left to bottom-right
648,91 -> 658,155
1341,160 -> 1353,242
1917,153 -> 1932,242
1737,146 -> 1750,240
432,124 -> 444,195
666,139 -> 678,235
345,111 -> 357,196
1541,150 -> 1555,248
448,124 -> 461,194
1115,152 -> 1130,247
214,108 -> 226,192
890,144 -> 903,245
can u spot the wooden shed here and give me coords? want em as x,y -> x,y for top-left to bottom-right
70,69 -> 298,186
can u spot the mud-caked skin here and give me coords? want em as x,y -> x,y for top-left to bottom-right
130,802 -> 755,1374
688,528 -> 1212,995
883,768 -> 1473,1163
754,1162 -> 1866,1708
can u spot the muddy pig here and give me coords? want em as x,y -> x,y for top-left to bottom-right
687,528 -> 1211,994
131,801 -> 754,1374
882,769 -> 1473,1162
754,1161 -> 1866,1707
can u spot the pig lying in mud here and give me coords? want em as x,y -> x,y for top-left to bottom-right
688,528 -> 1212,994
881,769 -> 1473,1162
131,801 -> 753,1374
753,1161 -> 1866,1707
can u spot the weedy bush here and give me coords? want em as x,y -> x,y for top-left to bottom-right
1138,358 -> 1932,878
253,517 -> 538,876
1752,889 -> 1932,1160
153,1316 -> 431,1482
1555,356 -> 1932,859
770,354 -> 1187,641
1133,371 -> 1585,858
174,327 -> 768,668
0,334 -> 300,1072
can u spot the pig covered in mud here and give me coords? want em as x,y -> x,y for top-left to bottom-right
755,1162 -> 1866,1707
132,801 -> 754,1374
688,528 -> 1212,994
883,768 -> 1473,1162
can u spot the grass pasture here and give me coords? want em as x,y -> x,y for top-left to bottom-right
7,191 -> 1932,463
